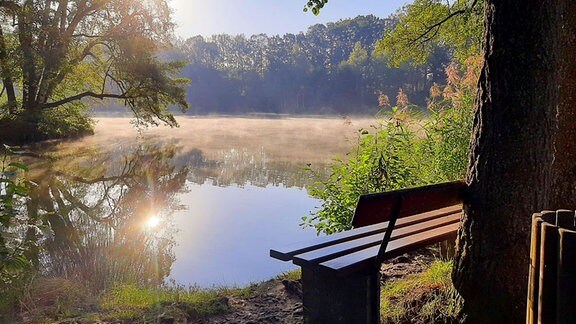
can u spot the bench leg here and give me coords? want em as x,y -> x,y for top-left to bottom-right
301,267 -> 380,324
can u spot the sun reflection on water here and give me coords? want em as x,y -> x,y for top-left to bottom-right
146,215 -> 162,229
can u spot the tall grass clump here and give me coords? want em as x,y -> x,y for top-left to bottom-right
303,56 -> 480,234
380,260 -> 462,323
100,283 -> 230,322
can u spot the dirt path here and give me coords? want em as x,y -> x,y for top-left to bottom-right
202,280 -> 303,324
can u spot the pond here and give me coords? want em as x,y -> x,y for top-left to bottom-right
23,116 -> 373,288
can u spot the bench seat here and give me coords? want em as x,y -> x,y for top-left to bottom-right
319,221 -> 459,275
271,204 -> 460,275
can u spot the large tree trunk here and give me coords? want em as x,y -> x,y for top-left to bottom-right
550,0 -> 576,207
452,1 -> 576,322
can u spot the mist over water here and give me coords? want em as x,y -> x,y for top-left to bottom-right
27,116 -> 375,287
90,116 -> 371,164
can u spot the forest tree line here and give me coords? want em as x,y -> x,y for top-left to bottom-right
167,14 -> 453,115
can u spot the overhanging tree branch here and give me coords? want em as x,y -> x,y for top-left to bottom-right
42,91 -> 136,109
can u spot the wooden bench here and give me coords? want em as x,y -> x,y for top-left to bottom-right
270,180 -> 466,323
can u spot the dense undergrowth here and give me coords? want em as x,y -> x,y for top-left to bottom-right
10,277 -> 232,323
303,57 -> 480,234
0,106 -> 95,145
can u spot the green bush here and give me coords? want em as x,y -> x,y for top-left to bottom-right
303,110 -> 430,234
36,103 -> 95,139
0,146 -> 35,319
0,102 -> 94,144
303,59 -> 478,235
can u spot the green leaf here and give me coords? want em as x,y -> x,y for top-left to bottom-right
13,185 -> 28,196
8,162 -> 28,172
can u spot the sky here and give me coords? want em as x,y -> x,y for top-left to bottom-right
169,0 -> 410,39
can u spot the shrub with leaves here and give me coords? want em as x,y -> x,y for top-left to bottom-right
0,145 -> 37,317
303,108 -> 428,234
303,58 -> 478,235
0,146 -> 34,277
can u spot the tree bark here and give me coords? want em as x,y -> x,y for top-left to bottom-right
0,25 -> 17,113
19,1 -> 39,110
453,1 -> 576,322
550,0 -> 576,207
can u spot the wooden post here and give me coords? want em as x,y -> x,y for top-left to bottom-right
556,211 -> 576,323
538,221 -> 558,323
554,210 -> 575,229
526,212 -> 546,324
528,210 -> 576,323
301,266 -> 380,324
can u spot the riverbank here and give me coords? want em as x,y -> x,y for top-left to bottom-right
12,249 -> 458,323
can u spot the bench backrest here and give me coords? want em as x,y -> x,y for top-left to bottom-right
351,180 -> 466,228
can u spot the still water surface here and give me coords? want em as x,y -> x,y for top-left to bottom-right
27,116 -> 373,288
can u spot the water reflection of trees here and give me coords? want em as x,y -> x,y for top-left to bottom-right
26,144 -> 189,291
16,139 -> 327,291
183,147 -> 327,188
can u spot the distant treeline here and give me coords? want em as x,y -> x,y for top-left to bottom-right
108,15 -> 448,116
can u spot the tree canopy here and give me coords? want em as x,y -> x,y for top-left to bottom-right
0,0 -> 188,142
376,0 -> 483,66
175,15 -> 451,115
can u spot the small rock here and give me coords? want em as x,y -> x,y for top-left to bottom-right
281,279 -> 302,298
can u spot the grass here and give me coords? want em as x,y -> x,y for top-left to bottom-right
275,268 -> 301,281
13,277 -> 231,323
17,277 -> 92,322
99,283 -> 230,322
11,262 -> 461,323
380,260 -> 462,323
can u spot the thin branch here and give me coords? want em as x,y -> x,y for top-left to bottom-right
55,183 -> 116,225
101,65 -> 112,94
71,33 -> 106,38
410,0 -> 479,46
54,170 -> 134,185
42,90 -> 136,109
